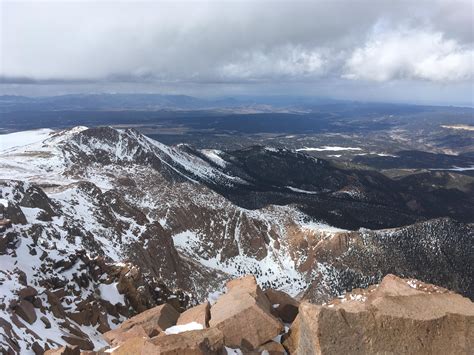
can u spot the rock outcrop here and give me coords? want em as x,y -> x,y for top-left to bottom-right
111,327 -> 224,355
103,303 -> 179,345
177,301 -> 210,328
209,275 -> 284,350
43,274 -> 474,354
284,274 -> 474,354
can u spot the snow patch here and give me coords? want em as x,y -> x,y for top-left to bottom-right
201,149 -> 228,168
164,322 -> 203,335
286,186 -> 318,194
296,146 -> 362,152
0,128 -> 54,152
98,282 -> 125,305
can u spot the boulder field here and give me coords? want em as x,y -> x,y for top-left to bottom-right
45,274 -> 474,355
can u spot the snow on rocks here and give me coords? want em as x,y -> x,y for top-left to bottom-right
296,146 -> 362,152
164,321 -> 204,335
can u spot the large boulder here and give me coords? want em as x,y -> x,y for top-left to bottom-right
44,346 -> 80,355
110,328 -> 224,354
209,275 -> 283,350
14,299 -> 37,324
177,301 -> 210,328
103,324 -> 148,346
103,303 -> 179,344
283,274 -> 474,355
17,286 -> 38,300
264,288 -> 299,323
258,340 -> 286,354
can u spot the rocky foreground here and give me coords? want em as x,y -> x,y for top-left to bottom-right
44,274 -> 474,355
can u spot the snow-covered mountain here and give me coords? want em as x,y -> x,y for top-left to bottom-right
0,126 -> 472,353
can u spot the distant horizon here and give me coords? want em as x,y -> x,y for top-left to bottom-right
1,91 -> 473,109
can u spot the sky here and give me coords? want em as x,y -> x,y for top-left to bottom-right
1,0 -> 473,106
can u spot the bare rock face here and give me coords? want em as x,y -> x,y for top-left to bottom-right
265,288 -> 299,323
258,340 -> 286,354
103,324 -> 149,347
177,301 -> 210,328
103,303 -> 179,344
283,274 -> 474,355
110,328 -> 224,355
209,275 -> 283,350
146,328 -> 224,354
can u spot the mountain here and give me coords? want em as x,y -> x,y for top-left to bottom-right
0,126 -> 473,353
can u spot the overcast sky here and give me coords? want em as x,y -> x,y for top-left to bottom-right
1,0 -> 473,105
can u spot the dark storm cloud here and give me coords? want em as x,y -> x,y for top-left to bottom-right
1,0 -> 473,103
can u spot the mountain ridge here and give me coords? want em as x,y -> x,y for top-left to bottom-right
0,126 -> 473,353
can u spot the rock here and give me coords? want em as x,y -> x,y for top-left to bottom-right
16,270 -> 27,286
0,232 -> 16,254
177,301 -> 210,328
265,288 -> 299,323
31,341 -> 44,355
41,316 -> 52,328
44,346 -> 81,355
284,274 -> 474,355
32,297 -> 42,308
68,310 -> 90,326
109,328 -> 224,355
146,327 -> 224,354
97,312 -> 111,333
61,335 -> 94,351
258,341 -> 286,354
209,275 -> 283,350
5,202 -> 27,225
14,299 -> 37,324
46,290 -> 66,318
103,324 -> 148,346
17,286 -> 38,300
103,303 -> 179,342
108,337 -> 149,355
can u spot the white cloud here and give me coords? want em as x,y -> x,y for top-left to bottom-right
218,46 -> 327,80
344,28 -> 473,82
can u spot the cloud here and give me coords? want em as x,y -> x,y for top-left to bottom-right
0,0 -> 473,104
344,27 -> 474,82
218,46 -> 328,81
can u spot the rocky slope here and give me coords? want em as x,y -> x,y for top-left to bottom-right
0,126 -> 473,353
46,275 -> 474,355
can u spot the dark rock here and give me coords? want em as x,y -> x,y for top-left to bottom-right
41,316 -> 52,328
31,341 -> 44,355
44,345 -> 81,355
18,286 -> 38,300
61,336 -> 94,351
264,288 -> 299,323
14,300 -> 37,324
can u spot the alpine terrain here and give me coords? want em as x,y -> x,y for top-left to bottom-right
0,126 -> 472,353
